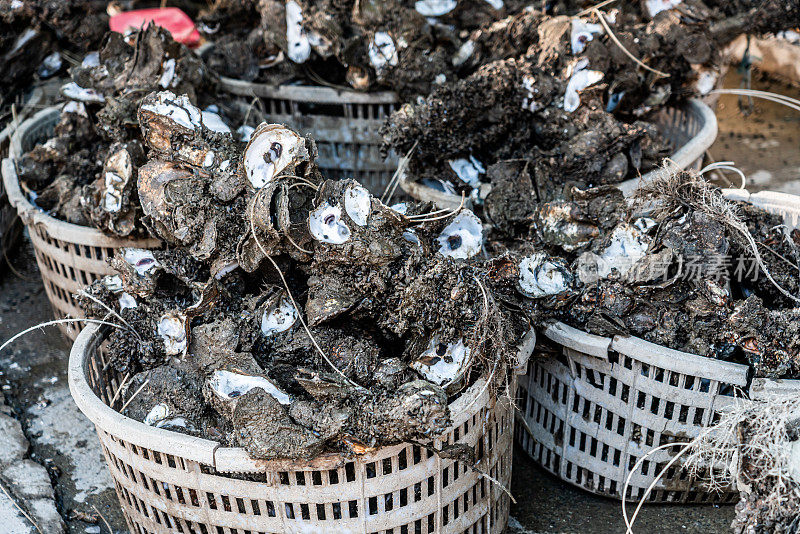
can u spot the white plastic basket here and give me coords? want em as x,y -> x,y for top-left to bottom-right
220,77 -> 400,197
516,189 -> 800,503
70,324 -> 535,534
401,98 -> 719,208
2,107 -> 161,340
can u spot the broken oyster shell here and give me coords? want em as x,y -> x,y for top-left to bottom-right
119,293 -> 137,310
411,337 -> 471,389
437,210 -> 483,259
157,312 -> 187,356
143,403 -> 187,428
519,252 -> 573,298
261,297 -> 298,336
143,403 -> 170,426
344,184 -> 371,226
242,123 -> 307,189
309,202 -> 351,244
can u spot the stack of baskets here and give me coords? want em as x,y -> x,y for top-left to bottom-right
220,77 -> 400,197
516,189 -> 800,503
2,106 -> 161,340
69,323 -> 535,534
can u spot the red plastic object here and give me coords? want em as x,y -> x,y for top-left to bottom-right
109,8 -> 201,47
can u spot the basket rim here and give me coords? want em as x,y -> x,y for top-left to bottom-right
3,106 -> 161,248
69,322 -> 534,472
540,188 -> 800,390
219,76 -> 399,105
400,98 -> 718,208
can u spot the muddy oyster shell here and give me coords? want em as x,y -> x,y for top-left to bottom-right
411,337 -> 471,389
157,312 -> 187,356
448,156 -> 485,187
60,82 -> 105,103
519,252 -> 573,298
437,210 -> 483,259
102,147 -> 133,213
286,0 -> 311,63
344,184 -> 371,226
646,0 -> 681,17
242,123 -> 307,189
143,403 -> 188,429
209,370 -> 291,407
414,0 -> 456,16
368,32 -> 399,76
564,60 -> 603,113
309,202 -> 351,244
261,297 -> 298,336
122,249 -> 158,276
571,19 -> 603,54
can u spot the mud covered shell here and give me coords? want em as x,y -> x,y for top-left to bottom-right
519,252 -> 573,298
309,202 -> 351,244
143,403 -> 170,426
437,210 -> 483,259
242,123 -> 308,189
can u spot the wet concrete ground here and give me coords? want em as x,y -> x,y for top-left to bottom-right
0,244 -> 124,533
709,70 -> 800,192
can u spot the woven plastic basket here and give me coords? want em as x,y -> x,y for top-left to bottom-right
2,106 -> 161,341
219,77 -> 400,197
70,323 -> 535,534
515,189 -> 800,503
400,98 -> 719,208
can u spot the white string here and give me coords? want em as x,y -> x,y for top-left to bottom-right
699,161 -> 747,189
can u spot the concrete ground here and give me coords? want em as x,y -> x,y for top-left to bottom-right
0,70 -> 796,534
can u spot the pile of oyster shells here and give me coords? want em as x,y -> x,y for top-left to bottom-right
81,89 -> 527,460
